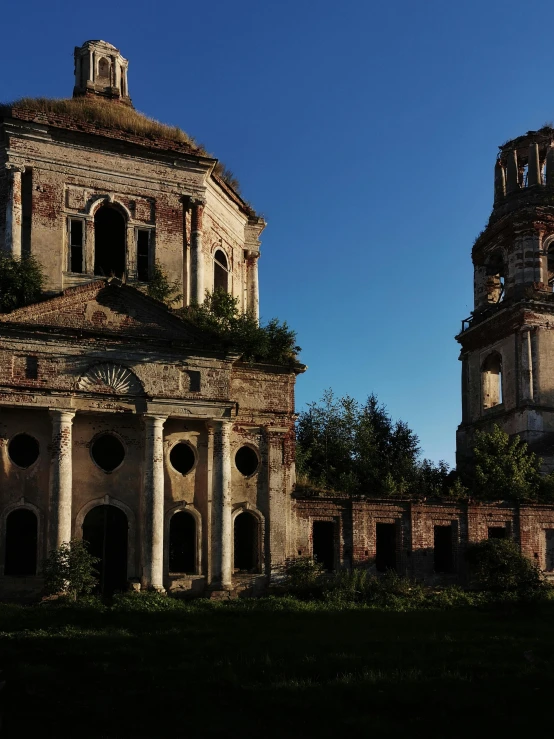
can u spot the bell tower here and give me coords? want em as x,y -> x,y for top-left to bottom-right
73,40 -> 131,106
457,126 -> 554,470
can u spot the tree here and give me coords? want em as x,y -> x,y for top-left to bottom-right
296,389 -> 423,496
465,538 -> 546,596
177,287 -> 300,365
0,254 -> 44,312
43,539 -> 99,600
147,261 -> 182,306
461,424 -> 546,502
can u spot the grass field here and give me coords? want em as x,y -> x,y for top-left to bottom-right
0,594 -> 553,738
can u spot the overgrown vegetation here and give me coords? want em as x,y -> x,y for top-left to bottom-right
146,261 -> 182,305
466,538 -> 547,597
0,97 -> 243,193
176,288 -> 300,365
43,540 -> 99,601
0,254 -> 44,312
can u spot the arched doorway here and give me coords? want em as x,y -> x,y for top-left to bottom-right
94,206 -> 126,278
168,511 -> 196,574
82,505 -> 128,594
5,509 -> 37,576
233,511 -> 259,573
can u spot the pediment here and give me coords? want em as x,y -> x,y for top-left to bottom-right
0,279 -> 200,342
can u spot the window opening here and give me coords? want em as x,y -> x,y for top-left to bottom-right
214,249 -> 229,292
312,520 -> 335,571
233,511 -> 259,572
69,218 -> 84,273
136,229 -> 150,282
545,530 -> 554,571
488,526 -> 507,539
547,243 -> 554,291
94,206 -> 126,278
4,509 -> 37,576
376,522 -> 397,572
482,353 -> 503,409
185,370 -> 201,392
25,356 -> 38,380
485,251 -> 506,304
169,442 -> 195,475
91,433 -> 125,473
169,511 -> 196,573
522,163 -> 529,187
433,525 -> 454,573
8,433 -> 39,468
98,57 -> 110,80
21,169 -> 32,256
83,505 -> 128,595
235,446 -> 259,477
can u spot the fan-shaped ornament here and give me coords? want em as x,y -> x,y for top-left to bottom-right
78,363 -> 143,395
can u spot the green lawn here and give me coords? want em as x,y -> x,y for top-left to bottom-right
0,595 -> 553,738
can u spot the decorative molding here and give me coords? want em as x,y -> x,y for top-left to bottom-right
78,363 -> 143,395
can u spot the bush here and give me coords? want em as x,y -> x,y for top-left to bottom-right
147,261 -> 182,306
284,557 -> 325,595
465,538 -> 547,598
43,540 -> 99,601
0,254 -> 44,312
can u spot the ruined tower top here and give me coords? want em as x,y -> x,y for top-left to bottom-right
73,40 -> 132,106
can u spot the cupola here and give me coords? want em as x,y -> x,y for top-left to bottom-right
73,40 -> 132,106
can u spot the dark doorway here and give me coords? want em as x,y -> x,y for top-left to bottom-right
376,522 -> 397,572
488,526 -> 507,539
234,512 -> 259,572
546,530 -> 554,571
94,206 -> 126,278
313,520 -> 335,571
169,511 -> 196,573
83,505 -> 128,595
5,509 -> 37,576
434,525 -> 454,573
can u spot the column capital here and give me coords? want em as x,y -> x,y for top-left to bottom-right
188,196 -> 206,208
143,414 -> 167,427
265,425 -> 290,435
5,163 -> 25,174
49,409 -> 76,422
244,249 -> 260,260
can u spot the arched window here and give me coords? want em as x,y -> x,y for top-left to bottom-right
168,511 -> 196,574
98,57 -> 110,80
482,352 -> 503,409
233,511 -> 259,573
5,509 -> 37,576
213,249 -> 229,292
94,206 -> 126,278
485,251 -> 506,303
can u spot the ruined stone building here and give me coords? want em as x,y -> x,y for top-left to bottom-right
3,41 -> 554,598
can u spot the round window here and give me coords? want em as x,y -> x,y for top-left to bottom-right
8,434 -> 40,468
170,442 -> 196,475
91,433 -> 125,473
235,446 -> 259,477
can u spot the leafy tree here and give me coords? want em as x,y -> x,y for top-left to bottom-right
466,538 -> 546,596
43,539 -> 99,601
460,424 -> 548,502
0,254 -> 44,312
177,288 -> 300,365
147,261 -> 182,306
296,389 -> 423,496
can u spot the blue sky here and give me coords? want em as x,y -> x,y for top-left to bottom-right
2,0 -> 552,466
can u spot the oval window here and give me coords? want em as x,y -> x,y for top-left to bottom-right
91,433 -> 125,473
235,446 -> 259,477
8,434 -> 40,468
170,442 -> 196,475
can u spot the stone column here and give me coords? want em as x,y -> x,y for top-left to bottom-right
4,164 -> 25,258
266,427 -> 289,579
520,328 -> 534,402
246,250 -> 260,321
506,149 -> 519,193
528,143 -> 541,186
48,410 -> 75,551
142,415 -> 166,591
494,160 -> 506,203
213,420 -> 232,589
190,198 -> 206,304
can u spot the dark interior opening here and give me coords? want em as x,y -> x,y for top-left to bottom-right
69,218 -> 84,273
83,505 -> 128,595
91,434 -> 125,473
546,530 -> 554,571
186,370 -> 201,392
94,206 -> 126,278
488,526 -> 507,539
8,433 -> 40,468
21,169 -> 32,256
169,511 -> 196,573
214,249 -> 228,292
313,520 -> 335,571
137,229 -> 150,281
376,522 -> 397,572
25,355 -> 38,380
434,525 -> 454,573
169,443 -> 195,475
235,446 -> 259,477
234,512 -> 259,572
4,509 -> 37,576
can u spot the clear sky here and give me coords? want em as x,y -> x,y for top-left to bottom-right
2,0 -> 552,466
